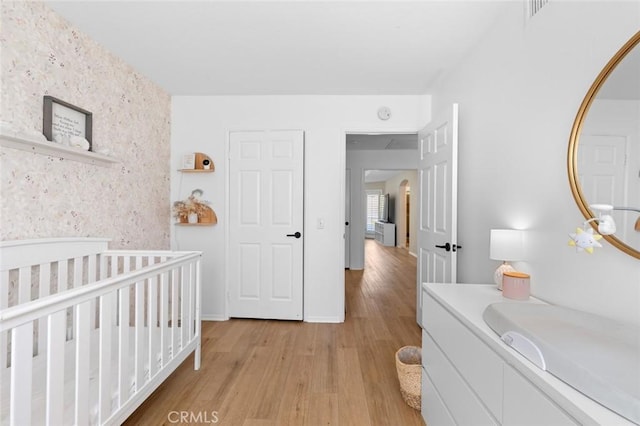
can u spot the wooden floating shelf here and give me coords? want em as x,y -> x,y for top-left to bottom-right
178,169 -> 214,173
0,133 -> 118,167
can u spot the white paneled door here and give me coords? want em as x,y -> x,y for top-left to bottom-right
345,169 -> 351,268
577,134 -> 628,237
417,104 -> 459,326
229,130 -> 304,320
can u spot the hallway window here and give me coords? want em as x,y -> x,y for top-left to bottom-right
366,190 -> 382,235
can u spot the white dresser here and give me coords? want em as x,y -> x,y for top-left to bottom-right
374,221 -> 395,246
420,283 -> 634,426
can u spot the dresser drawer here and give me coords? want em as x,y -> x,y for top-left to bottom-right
422,365 -> 456,426
422,330 -> 498,425
423,294 -> 503,420
503,365 -> 579,425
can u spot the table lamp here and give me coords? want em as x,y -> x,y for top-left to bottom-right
490,229 -> 525,289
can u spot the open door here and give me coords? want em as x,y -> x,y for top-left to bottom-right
416,104 -> 459,326
345,169 -> 351,268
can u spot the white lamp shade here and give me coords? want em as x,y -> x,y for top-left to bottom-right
490,229 -> 525,261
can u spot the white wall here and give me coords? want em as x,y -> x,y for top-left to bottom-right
384,170 -> 418,255
171,95 -> 429,321
346,151 -> 420,269
431,1 -> 640,324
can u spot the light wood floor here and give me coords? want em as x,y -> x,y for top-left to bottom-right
124,239 -> 424,425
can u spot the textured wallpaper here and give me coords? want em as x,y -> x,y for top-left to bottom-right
0,2 -> 171,249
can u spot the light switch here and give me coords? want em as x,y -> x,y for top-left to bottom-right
317,218 -> 325,229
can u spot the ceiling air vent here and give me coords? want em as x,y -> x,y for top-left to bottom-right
527,0 -> 549,19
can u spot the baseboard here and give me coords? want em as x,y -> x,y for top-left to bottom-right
201,314 -> 343,323
304,316 -> 343,323
201,314 -> 228,321
409,251 -> 417,258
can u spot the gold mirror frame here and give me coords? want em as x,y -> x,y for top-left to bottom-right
568,30 -> 640,260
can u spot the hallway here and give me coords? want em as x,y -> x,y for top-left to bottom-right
125,239 -> 423,425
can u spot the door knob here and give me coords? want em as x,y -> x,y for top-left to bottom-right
286,232 -> 302,239
345,221 -> 349,226
452,244 -> 462,252
435,242 -> 451,251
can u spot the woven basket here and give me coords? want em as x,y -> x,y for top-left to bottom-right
395,346 -> 422,411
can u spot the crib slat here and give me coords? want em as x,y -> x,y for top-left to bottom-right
73,256 -> 83,290
99,292 -> 113,423
75,300 -> 91,425
99,253 -> 107,280
88,254 -> 97,330
118,279 -> 130,405
160,270 -> 169,367
181,265 -> 187,346
148,273 -> 158,378
188,264 -> 194,345
38,263 -> 51,296
38,263 -> 51,357
46,310 -> 66,426
1,270 -> 8,370
135,279 -> 145,392
108,255 -> 119,328
10,321 -> 33,426
188,262 -> 195,340
18,266 -> 31,304
182,264 -> 195,343
101,254 -> 117,328
14,266 -> 33,424
88,253 -> 97,283
171,268 -> 179,356
111,254 -> 119,277
57,258 -> 68,292
116,256 -> 131,407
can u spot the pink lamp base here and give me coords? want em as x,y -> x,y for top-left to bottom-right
494,262 -> 515,290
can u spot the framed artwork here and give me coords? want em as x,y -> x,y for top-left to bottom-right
43,96 -> 92,150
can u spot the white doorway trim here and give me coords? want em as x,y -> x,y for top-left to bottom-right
343,127 -> 420,262
342,126 -> 420,282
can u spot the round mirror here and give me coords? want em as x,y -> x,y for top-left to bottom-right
568,31 -> 640,260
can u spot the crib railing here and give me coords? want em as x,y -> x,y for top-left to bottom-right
0,239 -> 201,426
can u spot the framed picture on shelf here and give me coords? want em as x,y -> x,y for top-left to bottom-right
43,96 -> 93,149
182,153 -> 196,169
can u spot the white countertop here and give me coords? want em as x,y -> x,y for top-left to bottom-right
423,282 -> 635,426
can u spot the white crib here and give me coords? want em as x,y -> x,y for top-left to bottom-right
0,238 -> 202,425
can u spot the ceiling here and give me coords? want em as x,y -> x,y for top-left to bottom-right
350,133 -> 418,183
45,1 -> 507,96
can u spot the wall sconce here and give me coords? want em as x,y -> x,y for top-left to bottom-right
490,229 -> 525,289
